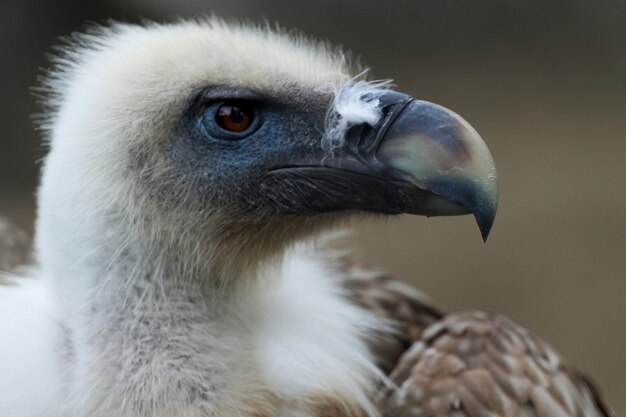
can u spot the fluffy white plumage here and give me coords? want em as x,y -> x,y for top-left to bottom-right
0,19 -> 392,417
0,249 -> 385,417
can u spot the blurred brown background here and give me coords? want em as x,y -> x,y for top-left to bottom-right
1,0 -> 624,412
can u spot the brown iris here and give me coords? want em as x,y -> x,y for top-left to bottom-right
215,102 -> 254,133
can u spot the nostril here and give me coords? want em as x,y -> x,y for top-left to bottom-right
354,124 -> 375,156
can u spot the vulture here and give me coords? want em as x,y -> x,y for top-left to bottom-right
0,20 -> 614,417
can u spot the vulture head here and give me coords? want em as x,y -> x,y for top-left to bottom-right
37,20 -> 497,292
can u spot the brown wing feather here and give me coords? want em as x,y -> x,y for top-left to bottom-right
339,260 -> 443,374
0,215 -> 31,277
380,311 -> 615,417
338,263 -> 614,417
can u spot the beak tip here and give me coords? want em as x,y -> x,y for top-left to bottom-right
475,206 -> 497,242
480,225 -> 491,242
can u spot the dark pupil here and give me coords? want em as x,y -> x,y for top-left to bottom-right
229,107 -> 244,123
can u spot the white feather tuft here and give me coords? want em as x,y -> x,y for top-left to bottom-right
323,78 -> 394,155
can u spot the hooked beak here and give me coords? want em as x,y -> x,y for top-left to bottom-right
262,91 -> 498,241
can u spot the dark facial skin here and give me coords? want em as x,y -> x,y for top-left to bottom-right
165,85 -> 332,220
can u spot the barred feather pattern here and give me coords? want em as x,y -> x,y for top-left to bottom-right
334,260 -> 614,417
378,312 -> 614,417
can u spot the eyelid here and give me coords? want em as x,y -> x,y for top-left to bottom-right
196,86 -> 265,105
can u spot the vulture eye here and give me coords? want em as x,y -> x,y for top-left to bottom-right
198,99 -> 261,140
215,102 -> 254,133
